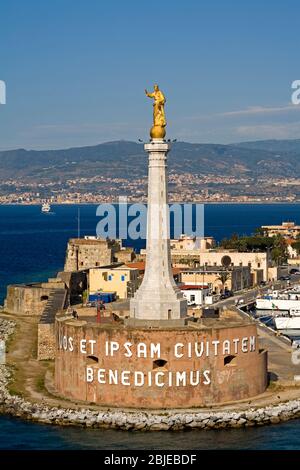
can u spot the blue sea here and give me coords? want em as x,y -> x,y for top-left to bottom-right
1,203 -> 300,450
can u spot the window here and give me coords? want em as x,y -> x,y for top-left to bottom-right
121,275 -> 125,281
248,262 -> 252,268
102,272 -> 107,281
108,275 -> 112,281
257,263 -> 261,268
87,355 -> 99,364
190,295 -> 195,302
153,359 -> 168,369
168,309 -> 172,319
40,295 -> 49,301
224,355 -> 236,366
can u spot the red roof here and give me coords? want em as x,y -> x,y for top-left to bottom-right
180,285 -> 209,290
125,261 -> 182,276
125,262 -> 146,271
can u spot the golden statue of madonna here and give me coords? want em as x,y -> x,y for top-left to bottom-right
145,84 -> 166,139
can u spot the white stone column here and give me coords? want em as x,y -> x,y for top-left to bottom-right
130,139 -> 187,321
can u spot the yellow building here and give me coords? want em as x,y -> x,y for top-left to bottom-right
262,221 -> 300,239
89,266 -> 139,299
170,235 -> 215,251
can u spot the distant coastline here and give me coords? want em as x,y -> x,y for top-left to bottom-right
1,201 -> 300,206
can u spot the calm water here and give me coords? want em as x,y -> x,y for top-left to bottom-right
1,203 -> 300,449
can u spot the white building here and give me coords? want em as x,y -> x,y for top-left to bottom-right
170,235 -> 215,251
180,285 -> 210,306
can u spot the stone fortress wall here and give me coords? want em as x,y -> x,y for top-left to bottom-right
4,284 -> 59,316
4,271 -> 86,317
55,316 -> 268,409
0,318 -> 298,431
64,238 -> 122,271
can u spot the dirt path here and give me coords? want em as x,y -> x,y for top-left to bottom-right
1,313 -> 49,399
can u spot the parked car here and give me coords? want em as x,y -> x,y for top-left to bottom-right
279,275 -> 291,281
290,268 -> 300,274
259,281 -> 267,286
294,271 -> 300,276
220,290 -> 233,299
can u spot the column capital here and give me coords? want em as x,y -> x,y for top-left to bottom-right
144,140 -> 170,153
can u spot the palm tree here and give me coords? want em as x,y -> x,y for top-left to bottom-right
217,271 -> 231,293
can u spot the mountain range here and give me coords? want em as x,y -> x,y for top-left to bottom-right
1,139 -> 300,181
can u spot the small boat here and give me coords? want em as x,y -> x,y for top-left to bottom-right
41,202 -> 51,213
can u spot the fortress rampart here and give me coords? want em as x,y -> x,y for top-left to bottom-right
55,316 -> 268,409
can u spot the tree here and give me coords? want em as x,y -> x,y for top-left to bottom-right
292,234 -> 300,255
254,227 -> 265,237
292,240 -> 300,255
219,229 -> 285,259
82,289 -> 88,306
271,234 -> 288,265
217,271 -> 231,291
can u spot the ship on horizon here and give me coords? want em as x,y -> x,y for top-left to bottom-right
41,202 -> 52,213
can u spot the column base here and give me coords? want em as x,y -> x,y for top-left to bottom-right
130,294 -> 187,321
124,317 -> 188,328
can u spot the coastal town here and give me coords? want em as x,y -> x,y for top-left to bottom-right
1,173 -> 300,205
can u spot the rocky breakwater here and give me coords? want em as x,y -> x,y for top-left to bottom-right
1,318 -> 300,430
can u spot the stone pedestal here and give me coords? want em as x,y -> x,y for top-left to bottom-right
130,139 -> 187,321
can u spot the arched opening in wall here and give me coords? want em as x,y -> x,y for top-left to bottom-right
153,359 -> 168,369
87,355 -> 99,364
168,309 -> 172,320
40,295 -> 49,301
224,355 -> 236,366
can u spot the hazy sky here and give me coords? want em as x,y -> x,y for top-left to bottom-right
0,0 -> 300,150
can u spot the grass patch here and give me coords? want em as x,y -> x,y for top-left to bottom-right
36,374 -> 45,393
31,334 -> 38,358
267,380 -> 284,391
7,386 -> 23,398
